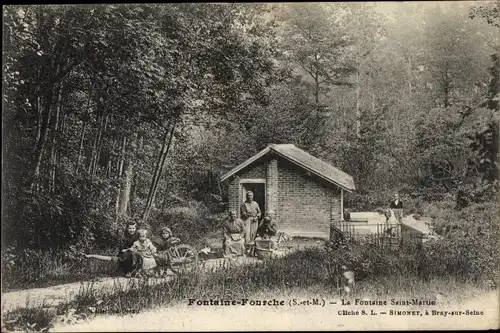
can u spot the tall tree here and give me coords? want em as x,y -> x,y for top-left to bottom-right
274,3 -> 354,107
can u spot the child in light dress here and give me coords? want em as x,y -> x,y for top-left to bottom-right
122,228 -> 157,273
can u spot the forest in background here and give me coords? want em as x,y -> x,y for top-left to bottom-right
2,2 -> 499,252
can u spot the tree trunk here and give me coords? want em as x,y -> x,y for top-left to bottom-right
76,121 -> 87,173
217,175 -> 222,196
355,68 -> 361,139
144,124 -> 171,216
152,123 -> 176,200
88,113 -> 103,175
444,82 -> 449,108
142,119 -> 177,221
48,85 -> 63,193
117,134 -> 137,218
117,137 -> 127,178
107,138 -> 116,178
98,114 -> 109,171
34,96 -> 42,151
60,104 -> 67,137
313,52 -> 320,107
30,16 -> 68,190
443,67 -> 451,108
487,53 -> 499,111
129,135 -> 144,214
31,89 -> 55,192
314,74 -> 320,107
161,187 -> 168,212
92,113 -> 108,176
76,78 -> 94,173
371,92 -> 376,114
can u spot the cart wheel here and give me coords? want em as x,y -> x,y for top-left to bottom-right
169,244 -> 199,274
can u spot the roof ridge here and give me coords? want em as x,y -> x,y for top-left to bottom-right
221,143 -> 355,191
276,144 -> 352,178
268,143 -> 295,148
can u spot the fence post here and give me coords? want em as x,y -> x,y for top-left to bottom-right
377,224 -> 379,246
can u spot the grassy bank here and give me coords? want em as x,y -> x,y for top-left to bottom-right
1,201 -> 224,292
3,242 -> 497,332
1,248 -> 117,292
3,200 -> 498,331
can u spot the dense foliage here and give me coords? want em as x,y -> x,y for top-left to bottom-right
2,3 -> 499,253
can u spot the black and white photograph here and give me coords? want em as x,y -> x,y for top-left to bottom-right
2,1 -> 499,331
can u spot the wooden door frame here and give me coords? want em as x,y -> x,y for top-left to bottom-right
239,178 -> 266,218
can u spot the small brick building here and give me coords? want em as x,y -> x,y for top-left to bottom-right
220,144 -> 356,239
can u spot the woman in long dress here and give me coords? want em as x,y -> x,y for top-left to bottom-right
223,210 -> 246,257
240,191 -> 261,245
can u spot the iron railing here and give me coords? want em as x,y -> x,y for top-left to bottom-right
331,221 -> 422,248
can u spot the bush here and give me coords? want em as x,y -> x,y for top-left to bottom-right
325,201 -> 500,284
4,172 -> 120,252
2,306 -> 58,332
426,202 -> 500,283
147,200 -> 226,248
344,189 -> 424,213
1,246 -> 117,290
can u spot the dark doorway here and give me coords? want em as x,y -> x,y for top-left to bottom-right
241,182 -> 266,219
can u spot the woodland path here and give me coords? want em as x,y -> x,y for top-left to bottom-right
1,256 -> 262,312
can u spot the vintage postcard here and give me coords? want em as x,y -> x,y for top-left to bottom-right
2,1 -> 499,331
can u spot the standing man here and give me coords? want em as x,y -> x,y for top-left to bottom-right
390,192 -> 403,223
240,191 -> 262,246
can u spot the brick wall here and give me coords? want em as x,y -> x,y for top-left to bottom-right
228,177 -> 240,217
277,159 -> 341,239
266,158 -> 278,222
226,157 -> 342,239
237,163 -> 266,179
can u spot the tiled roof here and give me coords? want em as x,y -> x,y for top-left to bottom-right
220,144 -> 355,191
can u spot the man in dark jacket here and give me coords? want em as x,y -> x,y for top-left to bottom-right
389,192 -> 403,223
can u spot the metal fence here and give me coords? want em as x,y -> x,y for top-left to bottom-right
331,221 -> 423,249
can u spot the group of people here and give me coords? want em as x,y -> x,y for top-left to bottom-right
86,222 -> 180,277
223,191 -> 278,258
87,191 -> 274,276
91,192 -> 404,273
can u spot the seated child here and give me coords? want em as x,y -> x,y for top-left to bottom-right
122,229 -> 157,273
154,227 -> 180,250
152,227 -> 180,266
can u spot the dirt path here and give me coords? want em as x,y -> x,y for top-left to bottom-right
1,240 -> 320,313
51,291 -> 499,331
1,257 -> 261,312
